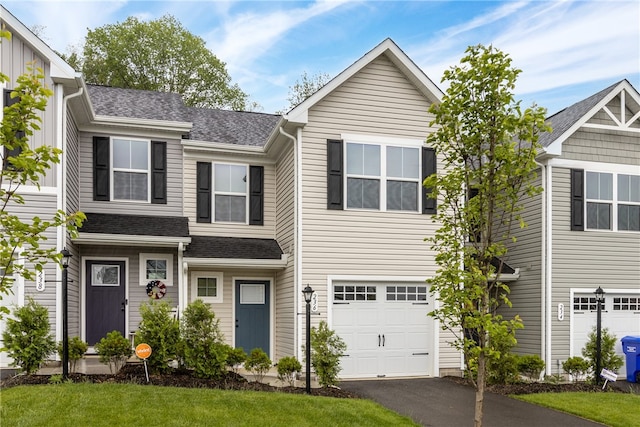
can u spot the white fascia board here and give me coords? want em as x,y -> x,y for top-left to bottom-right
73,233 -> 191,247
182,140 -> 266,156
90,115 -> 192,133
184,254 -> 288,270
493,269 -> 520,283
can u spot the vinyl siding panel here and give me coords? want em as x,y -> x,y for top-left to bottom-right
298,54 -> 458,370
561,128 -> 640,165
183,154 -> 277,238
78,132 -> 183,216
274,144 -> 296,359
550,166 -> 640,362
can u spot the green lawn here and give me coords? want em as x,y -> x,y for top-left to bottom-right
514,392 -> 640,427
1,383 -> 418,427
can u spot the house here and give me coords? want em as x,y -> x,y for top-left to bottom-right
1,5 -> 460,379
504,80 -> 640,378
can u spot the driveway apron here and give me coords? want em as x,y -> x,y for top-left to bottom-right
339,378 -> 605,427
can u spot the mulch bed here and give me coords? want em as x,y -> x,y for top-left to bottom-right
444,375 -> 627,395
0,363 -> 358,398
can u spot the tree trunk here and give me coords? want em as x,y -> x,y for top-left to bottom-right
474,350 -> 486,427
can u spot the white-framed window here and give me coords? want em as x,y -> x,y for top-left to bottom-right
112,137 -> 150,201
214,163 -> 248,223
345,138 -> 421,212
586,171 -> 639,232
139,254 -> 173,286
191,272 -> 223,303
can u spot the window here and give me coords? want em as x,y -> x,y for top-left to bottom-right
334,285 -> 377,301
214,164 -> 247,222
613,297 -> 640,311
345,142 -> 420,211
584,171 -> 640,232
112,138 -> 149,201
140,254 -> 173,286
573,296 -> 597,311
191,272 -> 223,303
386,285 -> 428,301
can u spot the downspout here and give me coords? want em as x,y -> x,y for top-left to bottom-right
278,126 -> 301,361
534,159 -> 547,374
545,164 -> 553,375
177,242 -> 185,315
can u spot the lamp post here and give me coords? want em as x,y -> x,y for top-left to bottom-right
594,286 -> 605,385
302,284 -> 314,394
60,248 -> 72,379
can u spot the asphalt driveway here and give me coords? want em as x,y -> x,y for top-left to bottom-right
339,378 -> 605,427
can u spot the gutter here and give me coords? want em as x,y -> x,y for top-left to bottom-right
73,233 -> 191,247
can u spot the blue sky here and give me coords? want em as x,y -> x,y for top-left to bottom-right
4,0 -> 639,115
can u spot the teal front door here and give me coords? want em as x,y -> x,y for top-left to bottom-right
235,280 -> 270,355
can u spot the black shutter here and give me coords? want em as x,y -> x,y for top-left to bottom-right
3,89 -> 24,170
570,169 -> 584,231
150,141 -> 167,204
196,162 -> 212,223
249,165 -> 264,225
422,147 -> 437,214
93,136 -> 110,201
327,139 -> 343,210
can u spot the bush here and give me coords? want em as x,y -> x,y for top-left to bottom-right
245,348 -> 272,383
277,356 -> 302,387
57,336 -> 88,373
136,300 -> 180,373
179,299 -> 228,379
517,354 -> 545,381
225,346 -> 247,374
309,320 -> 347,387
582,327 -> 624,381
487,352 -> 520,384
1,297 -> 56,374
95,330 -> 132,373
563,356 -> 590,383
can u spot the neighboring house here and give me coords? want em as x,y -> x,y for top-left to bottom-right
504,80 -> 640,378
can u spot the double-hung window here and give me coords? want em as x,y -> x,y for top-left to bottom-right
617,174 -> 640,231
586,171 -> 613,230
583,171 -> 640,232
112,138 -> 149,201
346,142 -> 420,211
214,164 -> 247,223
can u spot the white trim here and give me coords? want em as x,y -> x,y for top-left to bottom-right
547,158 -> 640,175
0,185 -> 58,195
74,234 -> 191,247
110,137 -> 151,203
184,255 -> 288,270
212,162 -> 249,225
341,133 -> 425,148
546,164 -> 553,375
139,253 -> 174,287
92,115 -> 191,133
231,276 -> 274,360
190,271 -> 223,304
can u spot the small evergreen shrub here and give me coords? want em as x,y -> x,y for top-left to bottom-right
582,327 -> 624,381
179,299 -> 228,379
136,300 -> 180,373
309,320 -> 347,387
57,336 -> 88,373
563,356 -> 590,383
1,297 -> 56,374
277,356 -> 302,387
487,352 -> 520,384
225,346 -> 247,374
245,348 -> 272,383
95,330 -> 132,373
517,354 -> 545,381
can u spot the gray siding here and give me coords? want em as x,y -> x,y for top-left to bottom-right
562,128 -> 640,164
78,132 -> 183,216
66,110 -> 80,214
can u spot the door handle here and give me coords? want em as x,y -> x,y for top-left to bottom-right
382,334 -> 385,347
121,299 -> 127,312
378,334 -> 381,347
235,319 -> 239,328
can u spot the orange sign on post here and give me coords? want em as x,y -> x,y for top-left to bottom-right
135,343 -> 152,360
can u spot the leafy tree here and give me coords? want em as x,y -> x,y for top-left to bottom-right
278,71 -> 331,113
1,31 -> 85,315
425,44 -> 549,426
80,15 -> 248,110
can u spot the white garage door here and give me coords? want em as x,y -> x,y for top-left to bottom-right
573,293 -> 640,378
332,282 -> 433,378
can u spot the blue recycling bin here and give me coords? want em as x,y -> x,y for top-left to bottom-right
621,336 -> 640,383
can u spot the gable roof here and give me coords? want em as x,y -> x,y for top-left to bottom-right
285,38 -> 443,124
541,79 -> 640,156
187,108 -> 281,146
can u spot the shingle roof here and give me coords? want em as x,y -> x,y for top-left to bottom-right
87,85 -> 190,122
539,80 -> 622,148
80,213 -> 190,237
184,236 -> 283,259
187,108 -> 280,146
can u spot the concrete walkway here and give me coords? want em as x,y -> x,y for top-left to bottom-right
339,378 -> 607,427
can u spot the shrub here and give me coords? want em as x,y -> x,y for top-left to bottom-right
245,348 -> 272,383
1,297 -> 56,374
136,300 -> 180,373
225,346 -> 247,374
486,352 -> 520,384
277,356 -> 302,387
95,330 -> 132,373
563,356 -> 590,383
582,327 -> 624,381
517,354 -> 545,381
309,320 -> 347,387
57,336 -> 88,373
179,299 -> 228,379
